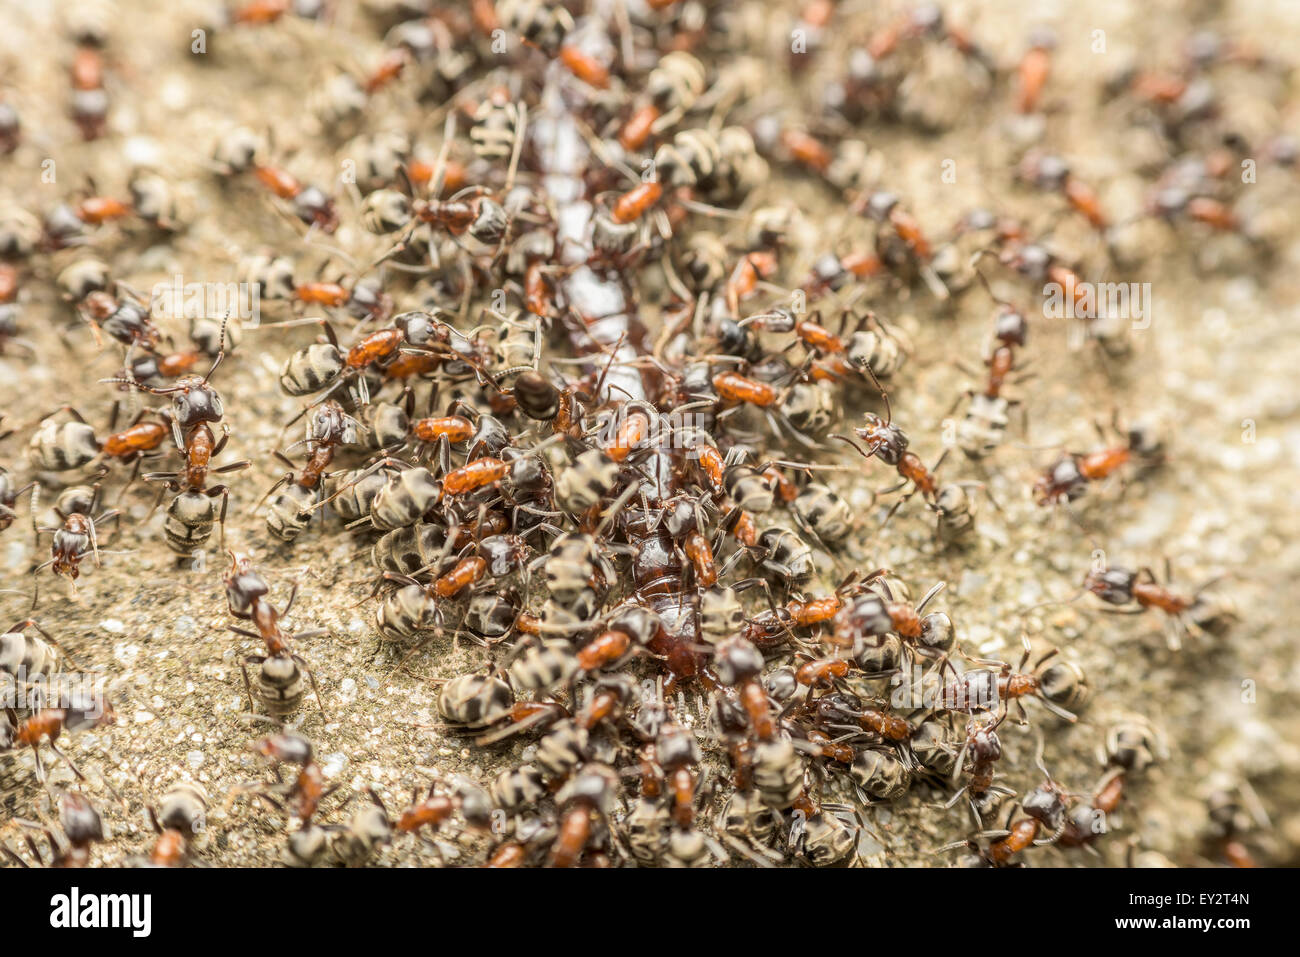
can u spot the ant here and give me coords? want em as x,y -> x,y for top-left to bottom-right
4,691 -> 117,785
788,687 -> 915,743
27,403 -> 174,487
947,278 -> 1033,462
831,379 -> 947,521
0,465 -> 37,532
224,554 -> 326,720
0,262 -> 22,355
250,161 -> 339,234
942,711 -> 1012,826
213,127 -> 338,232
1014,28 -> 1056,114
69,29 -> 109,141
946,735 -> 1073,860
245,732 -> 337,823
942,634 -> 1080,724
105,318 -> 249,551
76,283 -> 163,354
1017,151 -> 1109,232
1083,558 -> 1232,650
741,307 -> 909,387
391,783 -> 463,847
2,789 -> 104,867
852,191 -> 948,299
795,241 -> 887,303
1056,767 -> 1127,854
1033,414 -> 1164,507
826,572 -> 954,687
102,316 -> 231,453
137,780 -> 209,867
709,361 -> 831,452
261,399 -> 360,542
398,182 -> 509,255
32,484 -> 122,595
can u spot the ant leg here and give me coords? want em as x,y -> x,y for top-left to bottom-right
144,481 -> 173,522
308,456 -> 406,514
86,516 -> 103,567
1132,564 -> 1160,585
50,404 -> 89,425
116,456 -> 147,503
28,480 -> 45,542
240,655 -> 266,714
254,474 -> 294,514
1163,615 -> 1185,652
941,784 -> 969,810
713,547 -> 749,581
46,739 -> 87,783
297,656 -> 327,719
168,412 -> 185,453
1031,646 -> 1060,670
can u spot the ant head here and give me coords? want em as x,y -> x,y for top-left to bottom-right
967,715 -> 1004,755
993,304 -> 1029,346
167,375 -> 224,428
251,731 -> 312,765
1083,565 -> 1134,603
58,791 -> 104,846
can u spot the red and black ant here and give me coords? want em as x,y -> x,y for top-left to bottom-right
831,374 -> 947,522
32,484 -> 122,595
3,691 -> 117,785
1,789 -> 104,867
224,554 -> 326,720
941,634 -> 1080,725
1083,558 -> 1235,650
1032,414 -> 1164,507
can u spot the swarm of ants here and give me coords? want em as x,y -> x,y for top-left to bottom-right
0,0 -> 1292,868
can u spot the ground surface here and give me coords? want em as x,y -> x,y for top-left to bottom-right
1,0 -> 1298,866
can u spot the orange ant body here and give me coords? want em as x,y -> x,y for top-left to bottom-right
682,529 -> 717,586
231,0 -> 290,25
713,370 -> 778,408
619,105 -> 660,151
576,631 -> 633,672
780,129 -> 832,176
725,250 -> 779,312
559,46 -> 610,89
435,556 -> 488,598
795,657 -> 851,688
442,457 -> 510,497
1034,431 -> 1156,506
412,415 -> 475,445
611,181 -> 663,224
1015,31 -> 1055,113
100,417 -> 169,460
75,196 -> 132,226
